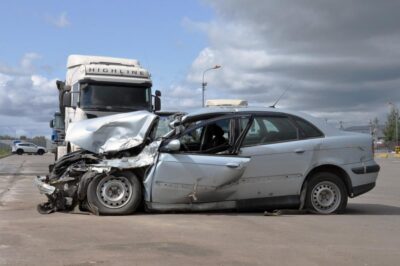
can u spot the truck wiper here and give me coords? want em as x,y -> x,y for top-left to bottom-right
110,106 -> 139,111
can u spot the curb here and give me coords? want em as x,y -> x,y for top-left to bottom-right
375,153 -> 400,159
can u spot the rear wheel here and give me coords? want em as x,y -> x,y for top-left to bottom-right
16,149 -> 23,155
87,171 -> 141,215
305,172 -> 347,214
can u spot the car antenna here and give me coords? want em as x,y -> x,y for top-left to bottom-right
270,88 -> 288,108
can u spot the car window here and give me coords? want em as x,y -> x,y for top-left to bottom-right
155,115 -> 174,138
242,116 -> 298,146
293,117 -> 324,139
179,118 -> 232,153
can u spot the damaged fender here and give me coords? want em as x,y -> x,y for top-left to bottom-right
66,111 -> 158,154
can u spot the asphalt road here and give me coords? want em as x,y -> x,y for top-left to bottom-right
0,154 -> 399,266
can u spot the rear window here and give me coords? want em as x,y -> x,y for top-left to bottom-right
242,116 -> 298,146
293,117 -> 323,139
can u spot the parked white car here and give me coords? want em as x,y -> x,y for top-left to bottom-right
36,108 -> 379,215
12,142 -> 47,155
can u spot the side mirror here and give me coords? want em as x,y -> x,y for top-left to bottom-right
154,96 -> 161,111
62,92 -> 72,107
155,90 -> 161,97
49,120 -> 54,128
160,139 -> 180,152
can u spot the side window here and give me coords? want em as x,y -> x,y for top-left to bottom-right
179,118 -> 232,153
293,117 -> 323,139
241,118 -> 263,146
71,83 -> 79,107
242,116 -> 298,146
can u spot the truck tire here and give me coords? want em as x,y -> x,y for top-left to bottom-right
305,172 -> 347,214
16,149 -> 24,155
37,149 -> 44,155
87,171 -> 141,215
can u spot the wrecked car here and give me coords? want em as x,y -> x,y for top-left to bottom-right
35,107 -> 380,215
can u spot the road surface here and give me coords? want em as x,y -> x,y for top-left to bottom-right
0,154 -> 399,266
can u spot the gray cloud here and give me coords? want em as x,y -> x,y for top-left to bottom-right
177,0 -> 400,125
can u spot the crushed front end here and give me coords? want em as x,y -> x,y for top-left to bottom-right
35,111 -> 165,215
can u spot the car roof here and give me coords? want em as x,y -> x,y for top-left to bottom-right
182,106 -> 341,136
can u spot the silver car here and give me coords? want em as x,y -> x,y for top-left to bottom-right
36,108 -> 379,215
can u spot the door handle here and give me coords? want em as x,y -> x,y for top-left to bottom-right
294,149 -> 305,154
226,162 -> 240,168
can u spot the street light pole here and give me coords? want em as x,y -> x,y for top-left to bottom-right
202,65 -> 221,107
388,102 -> 398,147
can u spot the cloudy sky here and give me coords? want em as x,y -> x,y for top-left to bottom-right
1,0 -> 399,137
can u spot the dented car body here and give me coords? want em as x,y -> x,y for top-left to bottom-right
36,107 -> 380,215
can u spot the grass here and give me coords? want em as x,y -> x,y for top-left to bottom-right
0,148 -> 11,158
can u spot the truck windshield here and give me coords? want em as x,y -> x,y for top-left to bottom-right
80,83 -> 150,111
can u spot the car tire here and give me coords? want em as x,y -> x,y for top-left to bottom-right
87,171 -> 141,215
305,172 -> 347,214
37,149 -> 44,155
16,149 -> 24,155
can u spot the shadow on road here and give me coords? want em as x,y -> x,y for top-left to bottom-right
345,203 -> 400,215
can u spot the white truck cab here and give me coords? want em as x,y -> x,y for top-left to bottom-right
56,55 -> 161,158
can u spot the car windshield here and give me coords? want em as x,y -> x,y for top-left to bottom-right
80,83 -> 150,111
155,115 -> 175,139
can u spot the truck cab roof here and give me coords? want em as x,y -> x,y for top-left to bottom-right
67,55 -> 140,69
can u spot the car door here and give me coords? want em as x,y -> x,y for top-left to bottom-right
150,116 -> 250,204
29,144 -> 38,153
237,114 -> 323,199
23,143 -> 33,153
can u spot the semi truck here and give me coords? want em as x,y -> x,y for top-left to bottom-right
54,54 -> 161,159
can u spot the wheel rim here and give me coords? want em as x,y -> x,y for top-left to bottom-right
311,181 -> 341,214
96,175 -> 133,209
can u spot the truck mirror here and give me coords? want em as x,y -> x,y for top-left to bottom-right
62,92 -> 72,107
50,120 -> 54,128
154,96 -> 161,111
155,90 -> 161,97
56,80 -> 65,91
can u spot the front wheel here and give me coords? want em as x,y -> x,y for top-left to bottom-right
87,171 -> 141,215
305,172 -> 347,214
37,149 -> 44,155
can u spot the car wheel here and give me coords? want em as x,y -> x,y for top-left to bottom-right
87,171 -> 141,215
37,149 -> 44,155
16,149 -> 24,155
305,172 -> 347,214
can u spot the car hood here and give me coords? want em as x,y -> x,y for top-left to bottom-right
66,111 -> 158,154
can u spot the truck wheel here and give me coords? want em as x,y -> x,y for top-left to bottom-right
87,171 -> 141,215
305,172 -> 347,214
37,149 -> 44,155
16,149 -> 24,155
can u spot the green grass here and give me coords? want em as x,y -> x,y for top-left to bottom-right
0,148 -> 11,158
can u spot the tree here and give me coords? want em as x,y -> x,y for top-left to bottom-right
383,105 -> 399,144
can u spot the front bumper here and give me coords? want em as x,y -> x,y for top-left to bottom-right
35,176 -> 56,195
